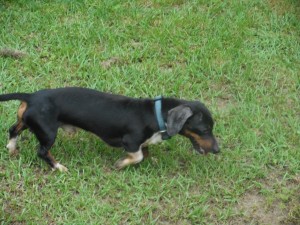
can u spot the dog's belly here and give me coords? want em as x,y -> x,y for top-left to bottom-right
101,137 -> 123,148
102,132 -> 163,149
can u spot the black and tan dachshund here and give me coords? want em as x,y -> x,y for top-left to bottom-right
0,87 -> 219,171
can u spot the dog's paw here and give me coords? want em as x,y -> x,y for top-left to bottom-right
114,150 -> 144,170
114,157 -> 128,170
6,138 -> 18,155
53,163 -> 69,172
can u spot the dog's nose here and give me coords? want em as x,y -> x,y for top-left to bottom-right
212,142 -> 220,154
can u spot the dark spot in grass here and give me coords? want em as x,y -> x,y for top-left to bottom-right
100,57 -> 120,69
0,48 -> 27,59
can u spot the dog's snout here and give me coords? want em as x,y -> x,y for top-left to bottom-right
212,141 -> 220,154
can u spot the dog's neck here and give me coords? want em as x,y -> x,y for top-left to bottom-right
152,97 -> 186,134
160,97 -> 186,120
154,96 -> 170,140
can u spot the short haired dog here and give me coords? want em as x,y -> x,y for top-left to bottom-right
0,87 -> 219,171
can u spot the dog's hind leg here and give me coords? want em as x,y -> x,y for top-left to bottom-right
35,128 -> 68,172
6,122 -> 27,155
38,143 -> 68,172
24,112 -> 68,172
36,128 -> 68,172
6,102 -> 28,155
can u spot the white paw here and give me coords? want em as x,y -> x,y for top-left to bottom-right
114,157 -> 128,170
53,163 -> 69,172
114,150 -> 144,170
6,138 -> 18,155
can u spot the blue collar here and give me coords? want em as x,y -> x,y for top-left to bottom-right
154,96 -> 171,140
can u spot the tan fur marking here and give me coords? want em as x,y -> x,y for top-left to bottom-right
15,121 -> 24,132
17,102 -> 27,120
47,151 -> 57,165
142,147 -> 149,158
114,149 -> 144,170
13,102 -> 28,133
184,130 -> 213,152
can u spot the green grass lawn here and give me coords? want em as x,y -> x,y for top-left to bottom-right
0,0 -> 299,224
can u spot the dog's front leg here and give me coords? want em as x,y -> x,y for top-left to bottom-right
114,148 -> 144,170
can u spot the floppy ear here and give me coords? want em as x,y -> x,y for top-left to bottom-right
167,105 -> 193,136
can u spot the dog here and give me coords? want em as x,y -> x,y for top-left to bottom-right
0,87 -> 219,171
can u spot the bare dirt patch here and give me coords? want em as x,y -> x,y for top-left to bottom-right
230,172 -> 300,225
267,0 -> 300,17
215,95 -> 236,112
233,192 -> 286,225
0,48 -> 27,59
100,57 -> 121,69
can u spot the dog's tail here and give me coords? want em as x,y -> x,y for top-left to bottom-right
0,93 -> 31,102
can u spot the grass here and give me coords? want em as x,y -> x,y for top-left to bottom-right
0,0 -> 299,224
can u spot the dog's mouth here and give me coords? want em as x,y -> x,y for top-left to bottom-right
189,138 -> 207,154
184,130 -> 220,154
185,132 -> 220,155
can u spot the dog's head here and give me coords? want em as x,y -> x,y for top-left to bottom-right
166,101 -> 219,154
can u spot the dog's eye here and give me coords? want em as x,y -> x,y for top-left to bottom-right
201,129 -> 210,135
202,130 -> 209,134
